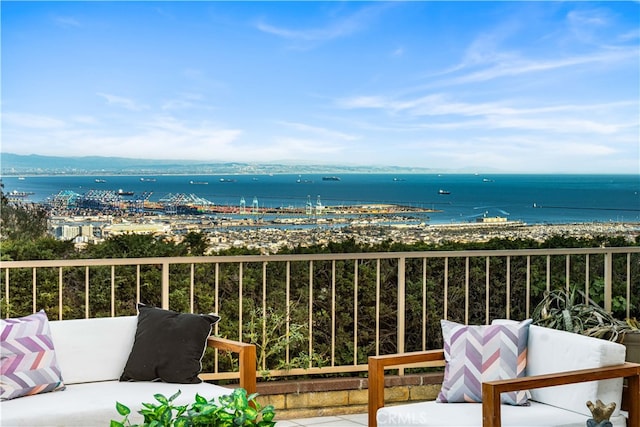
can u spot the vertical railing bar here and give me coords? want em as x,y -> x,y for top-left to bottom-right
485,257 -> 490,325
58,267 -> 63,320
262,262 -> 268,372
444,257 -> 449,320
506,256 -> 511,320
604,251 -> 612,312
32,268 -> 37,315
376,259 -> 381,356
85,266 -> 90,319
585,255 -> 590,302
111,265 -> 115,317
286,261 -> 291,365
627,253 -> 631,320
331,260 -> 336,367
238,262 -> 243,341
190,264 -> 195,313
214,263 -> 220,374
398,256 -> 406,376
422,258 -> 427,351
464,257 -> 469,325
161,262 -> 169,310
136,265 -> 141,305
525,256 -> 531,318
5,268 -> 10,318
565,255 -> 571,295
309,260 -> 314,369
353,260 -> 359,366
546,255 -> 551,292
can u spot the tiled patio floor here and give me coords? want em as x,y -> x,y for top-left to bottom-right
277,413 -> 368,427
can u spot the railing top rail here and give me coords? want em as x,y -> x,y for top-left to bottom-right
1,246 -> 638,268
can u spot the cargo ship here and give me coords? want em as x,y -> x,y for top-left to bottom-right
322,176 -> 341,181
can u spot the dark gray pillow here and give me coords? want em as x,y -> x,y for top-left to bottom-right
120,304 -> 220,384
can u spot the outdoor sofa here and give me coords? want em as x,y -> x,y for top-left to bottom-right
1,308 -> 256,426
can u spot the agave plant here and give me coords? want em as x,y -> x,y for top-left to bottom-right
532,288 -> 637,342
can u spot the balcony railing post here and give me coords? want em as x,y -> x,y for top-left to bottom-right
162,262 -> 170,310
604,251 -> 613,313
398,257 -> 406,358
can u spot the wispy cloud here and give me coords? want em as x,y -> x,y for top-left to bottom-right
277,121 -> 359,141
53,15 -> 81,28
255,3 -> 392,47
4,114 -> 243,161
2,112 -> 66,129
97,93 -> 148,111
161,93 -> 206,111
336,91 -> 636,135
255,137 -> 345,160
433,49 -> 637,87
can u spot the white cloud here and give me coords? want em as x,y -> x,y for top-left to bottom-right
436,49 -> 637,87
2,113 -> 66,129
255,3 -> 392,48
97,93 -> 148,111
277,121 -> 359,141
53,15 -> 81,28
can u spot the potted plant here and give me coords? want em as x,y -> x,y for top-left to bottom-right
111,388 -> 276,427
532,288 -> 640,363
620,317 -> 640,364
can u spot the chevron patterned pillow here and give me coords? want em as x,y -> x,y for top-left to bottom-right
436,318 -> 532,405
0,310 -> 66,401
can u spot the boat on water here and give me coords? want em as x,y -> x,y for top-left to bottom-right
322,176 -> 341,181
140,178 -> 157,182
438,189 -> 451,195
190,180 -> 208,185
117,189 -> 135,196
95,179 -> 106,183
219,178 -> 236,183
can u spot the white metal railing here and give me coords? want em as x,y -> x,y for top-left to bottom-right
2,247 -> 639,381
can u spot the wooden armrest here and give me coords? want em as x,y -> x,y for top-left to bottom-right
482,362 -> 640,427
368,350 -> 445,427
206,336 -> 257,395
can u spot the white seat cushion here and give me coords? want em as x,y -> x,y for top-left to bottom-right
376,400 -> 628,427
0,380 -> 232,426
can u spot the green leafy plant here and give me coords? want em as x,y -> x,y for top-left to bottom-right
532,288 -> 638,342
111,388 -> 276,427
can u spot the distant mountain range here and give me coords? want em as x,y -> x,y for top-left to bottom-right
0,153 -> 449,175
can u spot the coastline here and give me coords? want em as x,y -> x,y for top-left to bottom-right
50,211 -> 640,253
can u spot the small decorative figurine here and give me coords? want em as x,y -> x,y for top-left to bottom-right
586,400 -> 616,427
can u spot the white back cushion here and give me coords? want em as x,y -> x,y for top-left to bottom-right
49,316 -> 137,384
526,324 -> 626,417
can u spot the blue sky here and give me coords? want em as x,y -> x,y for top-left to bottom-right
2,1 -> 639,173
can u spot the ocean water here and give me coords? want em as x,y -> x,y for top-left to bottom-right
3,174 -> 639,225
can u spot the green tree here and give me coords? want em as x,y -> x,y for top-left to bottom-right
0,186 -> 49,242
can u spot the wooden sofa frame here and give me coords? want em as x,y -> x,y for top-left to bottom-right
203,336 -> 257,394
368,349 -> 640,427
